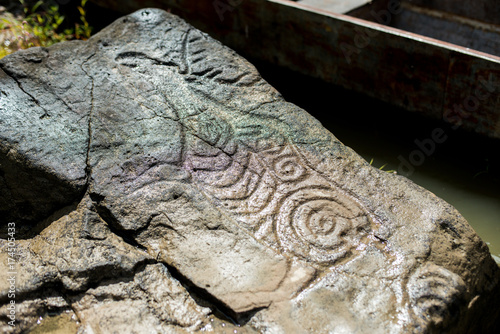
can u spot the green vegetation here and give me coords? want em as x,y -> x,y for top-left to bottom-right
369,158 -> 396,174
0,0 -> 92,59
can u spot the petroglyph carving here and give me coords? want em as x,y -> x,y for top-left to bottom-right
407,263 -> 466,328
186,136 -> 377,264
114,33 -> 380,266
1,9 -> 498,333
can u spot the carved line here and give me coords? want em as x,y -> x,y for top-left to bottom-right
113,48 -> 383,265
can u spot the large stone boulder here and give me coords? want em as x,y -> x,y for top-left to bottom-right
0,8 -> 499,334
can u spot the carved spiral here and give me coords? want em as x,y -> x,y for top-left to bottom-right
276,187 -> 372,264
273,154 -> 306,182
407,263 -> 466,329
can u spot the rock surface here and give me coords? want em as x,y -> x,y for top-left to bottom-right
1,8 -> 499,334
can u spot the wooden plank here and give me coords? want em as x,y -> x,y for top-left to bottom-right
390,3 -> 500,57
406,0 -> 500,25
443,52 -> 500,137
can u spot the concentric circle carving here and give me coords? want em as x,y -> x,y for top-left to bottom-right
273,155 -> 306,182
276,187 -> 371,263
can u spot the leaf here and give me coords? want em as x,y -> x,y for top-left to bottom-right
56,15 -> 64,26
19,0 -> 28,15
32,1 -> 44,13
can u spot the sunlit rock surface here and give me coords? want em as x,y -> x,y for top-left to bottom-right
1,8 -> 499,334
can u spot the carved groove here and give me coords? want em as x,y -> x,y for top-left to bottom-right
114,46 -> 381,266
407,263 -> 466,328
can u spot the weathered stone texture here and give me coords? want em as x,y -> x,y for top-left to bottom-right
0,8 -> 499,334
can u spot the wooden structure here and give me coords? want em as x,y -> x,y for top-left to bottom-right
93,0 -> 500,138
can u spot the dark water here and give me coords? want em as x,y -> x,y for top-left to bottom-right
253,59 -> 500,263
